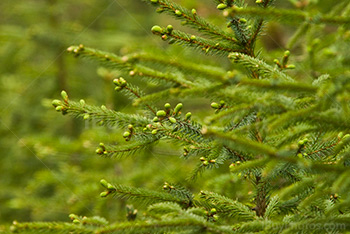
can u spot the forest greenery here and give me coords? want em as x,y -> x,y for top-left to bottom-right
3,0 -> 350,233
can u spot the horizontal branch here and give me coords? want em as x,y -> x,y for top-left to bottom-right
228,6 -> 350,25
151,26 -> 244,56
67,45 -> 192,87
144,0 -> 237,43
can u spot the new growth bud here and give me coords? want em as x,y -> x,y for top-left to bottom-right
211,102 -> 220,109
100,191 -> 109,197
61,90 -> 68,101
156,110 -> 167,117
185,112 -> 192,120
174,103 -> 183,114
169,117 -> 177,124
151,25 -> 163,34
175,10 -> 182,16
100,179 -> 109,188
164,103 -> 171,110
52,99 -> 62,107
217,4 -> 227,10
166,25 -> 173,34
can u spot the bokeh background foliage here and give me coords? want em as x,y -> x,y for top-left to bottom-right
1,0 -> 349,230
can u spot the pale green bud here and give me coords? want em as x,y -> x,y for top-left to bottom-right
217,3 -> 227,10
100,179 -> 109,188
52,99 -> 62,107
151,25 -> 162,33
169,117 -> 177,124
175,10 -> 182,16
61,90 -> 68,100
156,110 -> 167,117
174,103 -> 183,113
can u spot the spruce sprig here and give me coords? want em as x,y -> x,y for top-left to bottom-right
144,0 -> 238,43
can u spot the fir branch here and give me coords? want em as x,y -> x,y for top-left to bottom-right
144,0 -> 238,43
228,6 -> 350,25
207,104 -> 253,124
163,128 -> 202,146
228,18 -> 250,46
247,0 -> 273,49
67,45 -> 191,87
267,104 -> 320,132
106,183 -> 191,207
97,217 -> 235,234
205,127 -> 278,158
306,136 -> 341,160
151,27 -> 244,56
232,77 -> 316,93
147,202 -> 182,216
264,196 -> 279,219
134,63 -> 193,87
128,52 -> 227,82
198,191 -> 256,221
97,137 -> 159,159
278,178 -> 315,200
188,162 -> 207,181
232,219 -> 275,233
228,52 -> 295,81
116,80 -> 156,114
10,221 -> 95,234
67,45 -> 132,71
161,183 -> 194,206
54,98 -> 151,129
229,158 -> 270,174
133,88 -> 178,107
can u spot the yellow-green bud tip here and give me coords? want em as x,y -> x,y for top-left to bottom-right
169,117 -> 177,124
61,90 -> 68,100
100,179 -> 109,188
174,103 -> 183,113
151,25 -> 162,34
217,3 -> 227,10
211,102 -> 220,109
175,10 -> 182,16
156,110 -> 167,117
52,99 -> 62,107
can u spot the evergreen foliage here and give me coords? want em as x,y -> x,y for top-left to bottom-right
7,0 -> 350,233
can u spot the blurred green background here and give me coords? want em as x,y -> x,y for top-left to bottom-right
1,0 -> 346,229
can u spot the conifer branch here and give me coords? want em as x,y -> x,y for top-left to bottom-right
67,45 -> 191,87
103,183 -> 191,206
97,217 -> 235,234
10,221 -> 94,234
96,137 -> 159,159
198,191 -> 256,221
53,97 -> 151,129
145,0 -> 237,44
228,6 -> 350,25
205,127 -> 278,158
228,52 -> 295,81
247,0 -> 272,49
118,82 -> 156,114
151,27 -> 244,56
128,52 -> 227,82
232,77 -> 316,93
